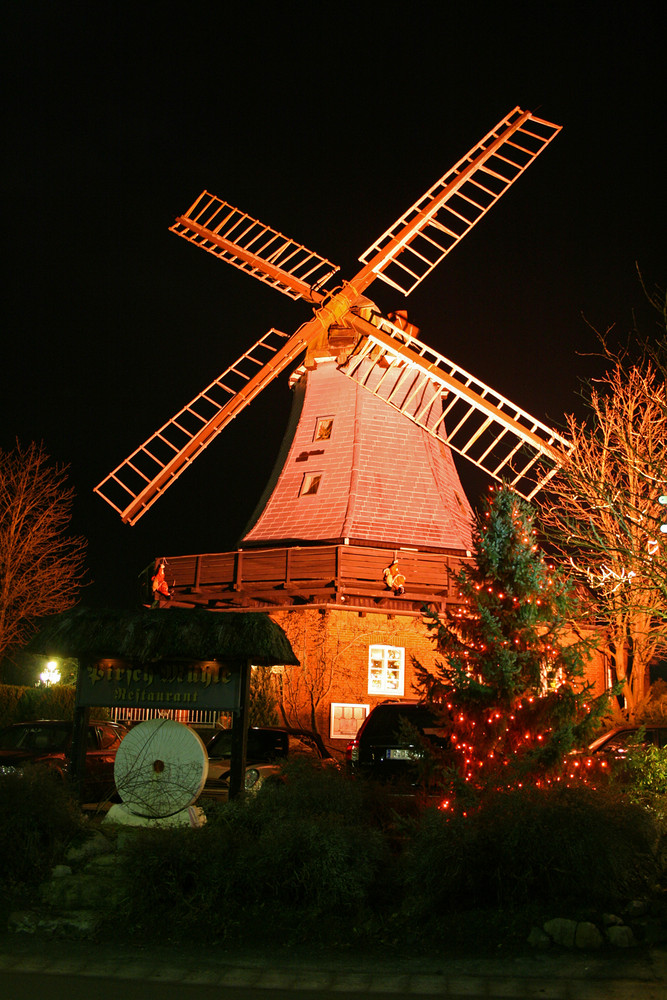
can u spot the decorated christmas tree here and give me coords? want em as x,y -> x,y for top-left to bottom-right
415,485 -> 604,803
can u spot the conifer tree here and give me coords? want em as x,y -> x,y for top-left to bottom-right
248,665 -> 279,726
415,486 -> 604,800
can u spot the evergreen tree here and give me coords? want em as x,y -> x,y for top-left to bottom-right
248,665 -> 279,726
415,486 -> 605,801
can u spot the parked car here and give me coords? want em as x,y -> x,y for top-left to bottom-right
0,719 -> 127,800
205,725 -> 335,795
345,700 -> 450,784
586,724 -> 667,755
566,723 -> 667,781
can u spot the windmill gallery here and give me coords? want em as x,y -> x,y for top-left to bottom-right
95,108 -> 608,749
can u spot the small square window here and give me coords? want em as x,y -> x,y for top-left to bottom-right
330,703 -> 369,739
368,645 -> 405,696
300,473 -> 322,496
314,417 -> 334,441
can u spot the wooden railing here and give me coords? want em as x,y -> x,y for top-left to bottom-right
162,543 -> 471,610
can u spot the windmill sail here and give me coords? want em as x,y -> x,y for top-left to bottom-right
94,328 -> 305,524
357,108 -> 561,296
341,314 -> 572,500
169,192 -> 339,302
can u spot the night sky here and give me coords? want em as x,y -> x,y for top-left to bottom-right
3,3 -> 665,609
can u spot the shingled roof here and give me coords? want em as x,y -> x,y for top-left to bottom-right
27,606 -> 299,665
241,358 -> 473,552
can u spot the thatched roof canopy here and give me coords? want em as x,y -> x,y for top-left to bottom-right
27,607 -> 299,665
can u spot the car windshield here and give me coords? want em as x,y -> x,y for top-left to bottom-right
361,705 -> 441,742
0,724 -> 70,751
590,727 -> 667,753
287,733 -> 324,760
208,728 -> 289,762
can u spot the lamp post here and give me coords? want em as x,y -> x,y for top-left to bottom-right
39,659 -> 61,686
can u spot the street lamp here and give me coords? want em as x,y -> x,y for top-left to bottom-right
660,496 -> 667,534
39,660 -> 61,686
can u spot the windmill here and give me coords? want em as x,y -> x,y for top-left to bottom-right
95,107 -> 571,542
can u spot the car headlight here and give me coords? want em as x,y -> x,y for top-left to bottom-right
244,767 -> 261,791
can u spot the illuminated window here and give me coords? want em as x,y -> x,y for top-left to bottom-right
300,472 -> 322,496
314,417 -> 334,441
368,645 -> 405,696
330,703 -> 369,739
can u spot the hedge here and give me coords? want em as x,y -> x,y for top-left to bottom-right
0,683 -> 77,727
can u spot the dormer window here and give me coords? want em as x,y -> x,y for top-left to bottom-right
314,417 -> 334,442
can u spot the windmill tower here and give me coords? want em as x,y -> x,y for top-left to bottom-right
239,326 -> 475,555
96,108 -> 572,742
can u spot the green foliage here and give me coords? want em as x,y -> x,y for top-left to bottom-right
114,762 -> 388,943
621,737 -> 667,809
15,684 -> 77,721
421,486 -> 592,705
402,784 -> 662,920
0,683 -> 25,728
248,665 -> 279,726
413,486 -> 604,799
7,760 -> 665,951
0,683 -> 84,726
0,764 -> 86,890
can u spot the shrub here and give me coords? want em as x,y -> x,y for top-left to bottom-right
0,683 -> 25,728
401,784 -> 663,923
14,684 -> 76,721
114,762 -> 389,943
0,682 -> 86,727
0,764 -> 86,890
620,743 -> 667,818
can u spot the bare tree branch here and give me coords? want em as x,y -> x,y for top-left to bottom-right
0,440 -> 87,664
536,330 -> 667,717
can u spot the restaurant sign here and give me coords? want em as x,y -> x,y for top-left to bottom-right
76,660 -> 241,712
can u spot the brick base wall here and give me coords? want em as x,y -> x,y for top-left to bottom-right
266,606 -> 607,756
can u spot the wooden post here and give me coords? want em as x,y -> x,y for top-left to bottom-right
228,658 -> 251,800
69,703 -> 90,801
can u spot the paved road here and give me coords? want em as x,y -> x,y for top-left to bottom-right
3,967 -> 667,1000
1,935 -> 666,1000
0,971 -> 395,1000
